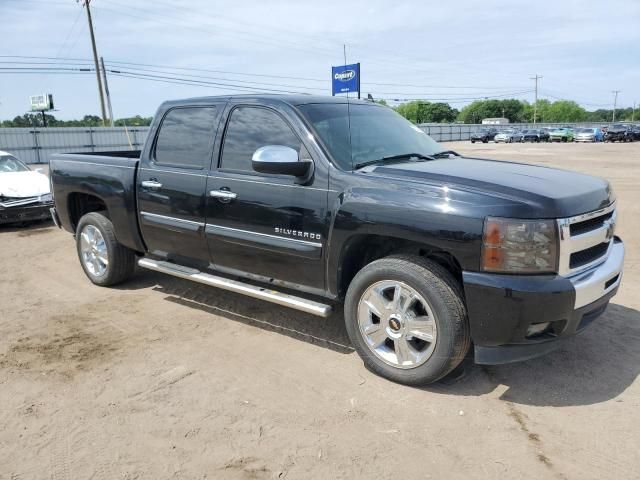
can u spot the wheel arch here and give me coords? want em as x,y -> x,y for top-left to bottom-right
333,233 -> 464,298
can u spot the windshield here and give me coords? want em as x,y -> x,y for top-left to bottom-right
297,103 -> 442,170
577,128 -> 592,133
0,155 -> 30,173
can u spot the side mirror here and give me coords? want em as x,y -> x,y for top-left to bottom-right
252,145 -> 313,178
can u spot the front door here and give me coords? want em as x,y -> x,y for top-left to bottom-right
205,104 -> 329,292
137,105 -> 222,265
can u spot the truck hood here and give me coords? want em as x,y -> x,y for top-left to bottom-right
0,171 -> 50,198
374,157 -> 612,218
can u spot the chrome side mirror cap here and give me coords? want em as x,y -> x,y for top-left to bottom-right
251,145 -> 313,179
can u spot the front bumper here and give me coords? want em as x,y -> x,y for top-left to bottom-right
0,202 -> 53,225
463,238 -> 624,364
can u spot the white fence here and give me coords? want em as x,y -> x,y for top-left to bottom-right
0,122 -> 620,164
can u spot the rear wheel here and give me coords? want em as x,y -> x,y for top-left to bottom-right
76,212 -> 136,286
344,255 -> 470,385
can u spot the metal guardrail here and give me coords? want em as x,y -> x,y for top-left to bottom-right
0,126 -> 150,164
0,122 -> 627,164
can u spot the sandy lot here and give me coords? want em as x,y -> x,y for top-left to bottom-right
1,142 -> 639,479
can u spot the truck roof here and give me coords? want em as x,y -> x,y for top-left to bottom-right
160,94 -> 376,109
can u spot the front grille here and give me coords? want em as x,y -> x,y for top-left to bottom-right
570,242 -> 609,269
570,211 -> 613,236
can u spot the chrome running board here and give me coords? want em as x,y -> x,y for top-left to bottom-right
138,258 -> 332,317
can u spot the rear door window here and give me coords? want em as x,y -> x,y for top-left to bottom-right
154,107 -> 218,169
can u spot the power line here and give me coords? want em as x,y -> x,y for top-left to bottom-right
0,55 -> 534,91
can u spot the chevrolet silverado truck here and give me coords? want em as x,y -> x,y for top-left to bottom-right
49,95 -> 625,385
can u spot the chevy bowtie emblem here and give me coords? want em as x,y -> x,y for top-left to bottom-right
604,219 -> 615,241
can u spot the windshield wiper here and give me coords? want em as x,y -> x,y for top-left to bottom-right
354,153 -> 435,170
431,150 -> 460,158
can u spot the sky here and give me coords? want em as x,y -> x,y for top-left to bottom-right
0,0 -> 638,120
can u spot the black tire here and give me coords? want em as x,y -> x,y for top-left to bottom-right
483,139 -> 488,143
471,140 -> 475,143
344,255 -> 471,386
75,211 -> 136,286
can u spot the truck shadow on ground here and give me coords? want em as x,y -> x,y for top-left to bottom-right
123,271 -> 354,354
125,272 -> 639,407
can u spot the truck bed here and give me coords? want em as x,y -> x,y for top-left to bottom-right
49,152 -> 145,252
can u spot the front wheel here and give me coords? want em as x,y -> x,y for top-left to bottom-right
344,255 -> 470,385
76,212 -> 136,286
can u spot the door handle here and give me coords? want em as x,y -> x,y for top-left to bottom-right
141,180 -> 163,189
209,189 -> 238,200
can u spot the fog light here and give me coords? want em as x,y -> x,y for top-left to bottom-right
526,322 -> 551,338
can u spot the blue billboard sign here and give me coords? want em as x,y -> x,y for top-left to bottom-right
332,63 -> 360,97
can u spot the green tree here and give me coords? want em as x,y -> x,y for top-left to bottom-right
542,100 -> 587,122
394,101 -> 457,123
114,115 -> 153,127
457,99 -> 528,123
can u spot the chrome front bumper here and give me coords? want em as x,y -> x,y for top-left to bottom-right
569,239 -> 624,309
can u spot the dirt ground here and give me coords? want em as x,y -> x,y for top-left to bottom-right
1,141 -> 638,479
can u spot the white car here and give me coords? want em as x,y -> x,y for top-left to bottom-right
0,150 -> 53,225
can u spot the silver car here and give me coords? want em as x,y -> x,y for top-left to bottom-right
575,128 -> 598,142
494,129 -> 524,143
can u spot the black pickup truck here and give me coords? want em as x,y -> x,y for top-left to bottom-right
49,95 -> 624,385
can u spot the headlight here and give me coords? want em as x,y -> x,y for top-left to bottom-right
40,193 -> 53,203
481,217 -> 558,273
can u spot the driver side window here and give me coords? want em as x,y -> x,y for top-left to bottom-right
220,106 -> 309,172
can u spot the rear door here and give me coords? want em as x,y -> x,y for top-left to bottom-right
204,102 -> 329,292
137,104 -> 224,265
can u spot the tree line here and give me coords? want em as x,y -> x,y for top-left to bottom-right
0,113 -> 153,128
394,99 -> 636,124
0,100 -> 636,127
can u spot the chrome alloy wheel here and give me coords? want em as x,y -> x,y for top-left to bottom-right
80,224 -> 108,277
357,280 -> 437,369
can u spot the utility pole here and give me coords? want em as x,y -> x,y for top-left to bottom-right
611,90 -> 620,122
100,57 -> 115,127
530,74 -> 542,124
83,0 -> 107,126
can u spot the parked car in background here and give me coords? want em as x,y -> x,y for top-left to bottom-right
549,127 -> 575,142
494,129 -> 524,143
605,124 -> 633,142
522,129 -> 549,142
575,128 -> 604,143
631,125 -> 640,141
470,128 -> 498,143
0,150 -> 53,225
